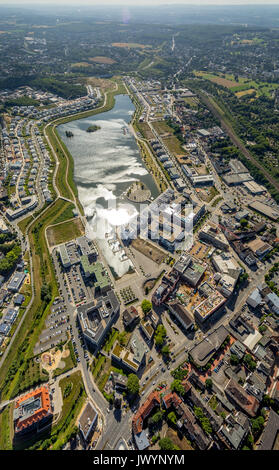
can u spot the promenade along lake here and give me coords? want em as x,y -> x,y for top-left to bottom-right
57,94 -> 159,277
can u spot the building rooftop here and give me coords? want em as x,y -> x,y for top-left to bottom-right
258,410 -> 279,450
225,378 -> 260,417
189,325 -> 229,367
195,285 -> 226,321
168,300 -> 193,329
248,201 -> 279,221
78,401 -> 98,440
14,386 -> 52,434
78,289 -> 119,346
134,430 -> 150,450
122,305 -> 139,327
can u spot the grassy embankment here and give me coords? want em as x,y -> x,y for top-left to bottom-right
0,404 -> 14,450
0,198 -> 74,401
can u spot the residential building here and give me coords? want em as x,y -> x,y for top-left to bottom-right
7,272 -> 26,292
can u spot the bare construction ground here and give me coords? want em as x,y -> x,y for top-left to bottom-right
131,238 -> 166,264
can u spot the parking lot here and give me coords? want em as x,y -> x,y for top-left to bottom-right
33,299 -> 69,355
63,263 -> 94,307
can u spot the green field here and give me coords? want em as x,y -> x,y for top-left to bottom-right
0,404 -> 14,450
194,70 -> 279,98
46,217 -> 84,247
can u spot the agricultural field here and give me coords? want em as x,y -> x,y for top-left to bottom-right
194,71 -> 239,88
194,70 -> 279,98
111,42 -> 151,49
89,56 -> 117,64
235,88 -> 257,98
71,62 -> 91,68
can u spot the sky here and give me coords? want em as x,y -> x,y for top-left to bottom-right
1,0 -> 279,5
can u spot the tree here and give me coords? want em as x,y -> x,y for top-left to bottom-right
149,410 -> 164,426
205,378 -> 213,391
240,218 -> 248,228
159,437 -> 175,450
243,354 -> 257,371
127,374 -> 140,395
161,345 -> 170,357
141,299 -> 152,315
41,283 -> 52,302
167,411 -> 177,425
118,331 -> 127,346
230,354 -> 240,366
171,379 -> 185,396
155,325 -> 167,347
251,416 -> 265,437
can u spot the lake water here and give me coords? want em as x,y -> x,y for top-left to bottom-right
57,94 -> 159,277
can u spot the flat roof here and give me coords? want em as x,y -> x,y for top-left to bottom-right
189,325 -> 229,367
79,402 -> 98,439
243,331 -> 262,351
248,201 -> 279,221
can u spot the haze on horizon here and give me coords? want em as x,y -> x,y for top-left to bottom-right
1,0 -> 279,5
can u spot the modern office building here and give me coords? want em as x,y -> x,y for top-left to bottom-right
78,289 -> 119,348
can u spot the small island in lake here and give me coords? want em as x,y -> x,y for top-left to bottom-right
65,131 -> 74,138
125,181 -> 151,203
86,124 -> 101,133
